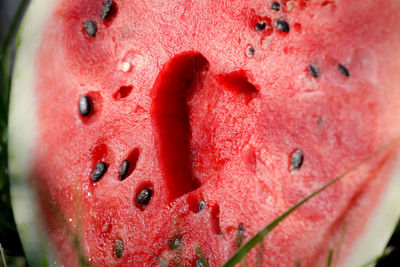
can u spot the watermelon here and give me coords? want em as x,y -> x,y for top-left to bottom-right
8,0 -> 400,266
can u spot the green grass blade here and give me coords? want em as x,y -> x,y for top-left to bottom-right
148,251 -> 166,267
1,51 -> 10,121
0,243 -> 7,267
333,220 -> 348,265
195,247 -> 209,267
0,0 -> 31,262
0,0 -> 30,56
222,137 -> 400,267
326,248 -> 333,267
0,0 -> 30,122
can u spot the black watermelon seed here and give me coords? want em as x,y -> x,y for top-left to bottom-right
198,200 -> 206,212
195,259 -> 205,267
114,239 -> 124,258
254,22 -> 267,31
290,149 -> 304,171
84,20 -> 97,37
338,64 -> 350,77
308,64 -> 319,78
136,188 -> 152,205
91,162 -> 107,181
168,237 -> 181,250
118,160 -> 130,180
236,224 -> 244,247
101,0 -> 113,19
275,18 -> 290,32
246,46 -> 255,57
271,2 -> 280,11
79,95 -> 91,116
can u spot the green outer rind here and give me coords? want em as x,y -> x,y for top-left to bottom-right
343,156 -> 400,267
7,0 -> 400,266
8,0 -> 59,265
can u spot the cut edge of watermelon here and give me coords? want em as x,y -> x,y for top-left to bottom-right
7,0 -> 400,266
8,0 -> 60,265
343,153 -> 400,267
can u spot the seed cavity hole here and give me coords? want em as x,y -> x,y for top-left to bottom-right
90,143 -> 108,181
216,70 -> 259,103
91,143 -> 107,164
150,52 -> 209,203
251,16 -> 272,36
113,85 -> 133,100
101,0 -> 118,26
101,0 -> 113,19
211,204 -> 221,235
254,21 -> 266,31
242,145 -> 257,173
188,194 -> 206,213
294,23 -> 302,32
321,0 -> 337,14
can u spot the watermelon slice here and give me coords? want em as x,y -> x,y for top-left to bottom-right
8,0 -> 400,266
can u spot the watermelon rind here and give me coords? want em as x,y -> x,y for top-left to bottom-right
8,0 -> 60,265
343,156 -> 400,267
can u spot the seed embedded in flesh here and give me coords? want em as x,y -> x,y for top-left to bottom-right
119,62 -> 131,72
290,149 -> 304,171
236,224 -> 244,247
119,160 -> 130,180
246,46 -> 255,57
275,18 -> 290,32
308,64 -> 319,78
271,2 -> 280,11
79,95 -> 91,116
136,188 -> 152,205
101,0 -> 113,19
168,237 -> 181,250
338,64 -> 350,77
195,259 -> 205,267
84,20 -> 97,37
254,21 -> 267,31
114,239 -> 124,258
91,161 -> 107,181
198,199 -> 206,211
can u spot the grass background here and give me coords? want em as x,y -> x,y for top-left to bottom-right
0,0 -> 28,266
0,0 -> 399,266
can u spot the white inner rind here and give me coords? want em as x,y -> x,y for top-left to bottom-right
343,153 -> 400,267
8,0 -> 59,265
7,0 -> 400,266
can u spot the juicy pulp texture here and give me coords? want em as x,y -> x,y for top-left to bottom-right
9,0 -> 400,266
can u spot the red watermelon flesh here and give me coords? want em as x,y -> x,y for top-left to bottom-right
8,0 -> 400,266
